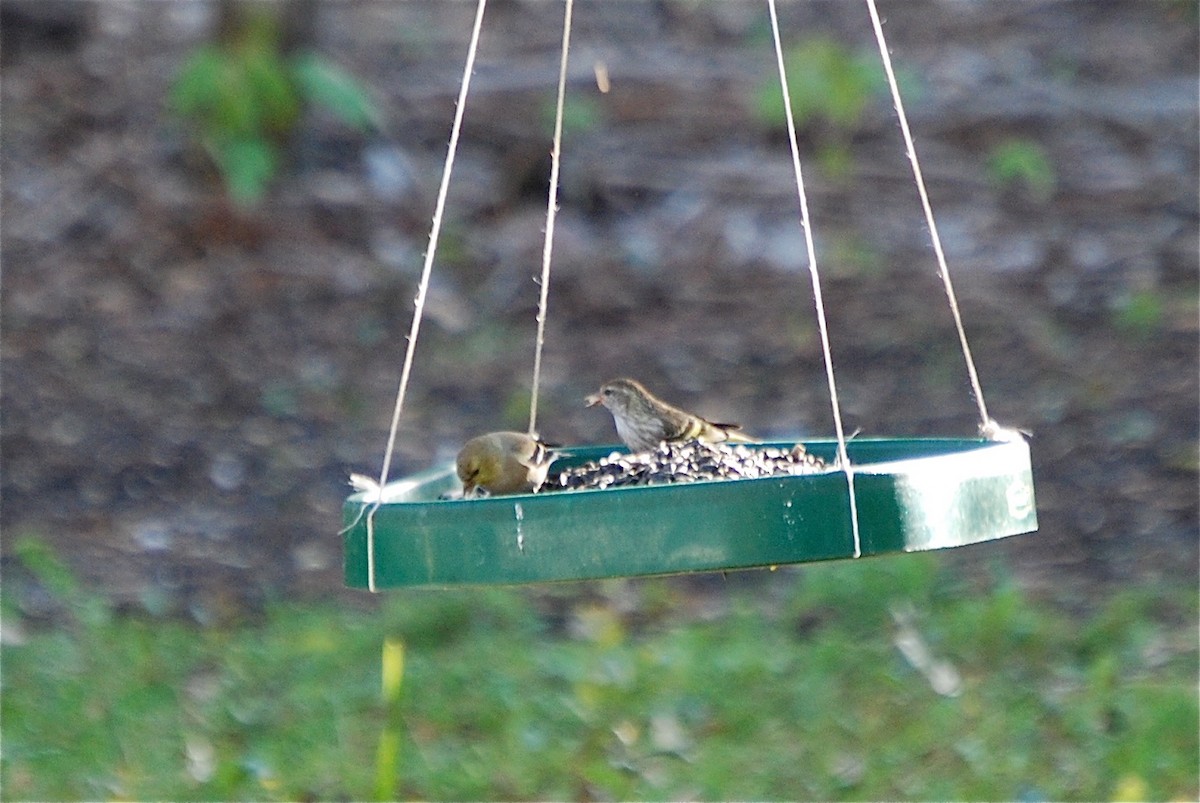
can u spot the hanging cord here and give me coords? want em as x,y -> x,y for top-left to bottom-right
767,0 -> 862,558
528,0 -> 576,437
365,0 -> 490,592
865,0 -> 991,431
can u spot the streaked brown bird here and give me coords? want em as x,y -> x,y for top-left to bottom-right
456,431 -> 558,496
585,377 -> 756,453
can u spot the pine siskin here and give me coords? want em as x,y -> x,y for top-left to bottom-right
585,377 -> 757,453
456,431 -> 558,496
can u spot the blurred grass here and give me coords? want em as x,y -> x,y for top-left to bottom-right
2,545 -> 1196,801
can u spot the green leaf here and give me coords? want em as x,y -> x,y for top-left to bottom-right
210,137 -> 278,206
171,45 -> 270,139
987,139 -> 1057,200
240,46 -> 301,133
12,537 -> 79,601
755,37 -> 884,132
1113,289 -> 1164,335
11,537 -> 110,628
539,95 -> 604,138
209,66 -> 263,138
290,51 -> 380,131
169,46 -> 227,117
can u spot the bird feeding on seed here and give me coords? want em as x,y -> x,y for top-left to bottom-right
456,431 -> 559,497
586,377 -> 756,453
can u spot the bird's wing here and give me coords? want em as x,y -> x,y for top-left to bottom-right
520,439 -> 557,469
701,418 -> 759,443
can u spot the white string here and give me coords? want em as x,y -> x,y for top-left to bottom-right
865,0 -> 991,429
529,0 -> 575,437
767,0 -> 862,558
366,0 -> 489,592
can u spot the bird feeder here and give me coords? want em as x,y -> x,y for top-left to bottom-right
341,0 -> 1039,591
344,438 -> 1035,589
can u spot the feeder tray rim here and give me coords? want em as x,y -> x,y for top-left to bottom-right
348,436 -> 1006,504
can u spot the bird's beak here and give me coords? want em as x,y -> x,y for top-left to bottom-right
585,392 -> 601,407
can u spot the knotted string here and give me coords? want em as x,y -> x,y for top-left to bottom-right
528,0 -> 576,437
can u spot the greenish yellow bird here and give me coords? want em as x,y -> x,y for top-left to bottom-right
456,431 -> 558,496
586,377 -> 756,453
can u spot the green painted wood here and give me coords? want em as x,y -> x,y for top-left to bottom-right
343,438 -> 1037,589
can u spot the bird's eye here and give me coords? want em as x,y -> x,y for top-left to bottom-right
602,388 -> 613,396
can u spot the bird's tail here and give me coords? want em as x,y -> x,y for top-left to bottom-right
722,427 -> 759,444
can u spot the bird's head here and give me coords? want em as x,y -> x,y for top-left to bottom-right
456,442 -> 497,494
585,377 -> 652,415
456,454 -> 481,493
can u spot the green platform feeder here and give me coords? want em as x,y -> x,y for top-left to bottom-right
343,437 -> 1036,589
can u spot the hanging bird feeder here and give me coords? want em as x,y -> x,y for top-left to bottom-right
344,438 -> 1035,589
342,0 -> 1038,591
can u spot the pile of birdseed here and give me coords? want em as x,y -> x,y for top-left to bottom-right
548,440 -> 829,492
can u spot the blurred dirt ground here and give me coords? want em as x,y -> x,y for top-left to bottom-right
2,0 -> 1196,621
